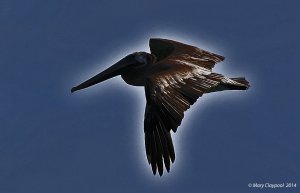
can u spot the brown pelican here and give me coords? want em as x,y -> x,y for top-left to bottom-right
71,38 -> 249,176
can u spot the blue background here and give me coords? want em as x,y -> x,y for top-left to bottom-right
1,0 -> 299,192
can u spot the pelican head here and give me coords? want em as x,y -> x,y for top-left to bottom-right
71,52 -> 154,93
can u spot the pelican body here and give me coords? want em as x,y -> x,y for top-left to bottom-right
71,38 -> 250,176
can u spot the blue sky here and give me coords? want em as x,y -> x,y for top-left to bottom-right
1,0 -> 299,192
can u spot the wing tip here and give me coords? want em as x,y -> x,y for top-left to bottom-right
145,123 -> 176,176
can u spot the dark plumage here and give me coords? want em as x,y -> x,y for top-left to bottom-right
71,38 -> 250,176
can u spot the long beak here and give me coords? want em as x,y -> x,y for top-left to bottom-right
71,56 -> 133,93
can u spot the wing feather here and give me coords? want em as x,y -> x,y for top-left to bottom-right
144,38 -> 248,175
144,66 -> 220,175
149,38 -> 224,69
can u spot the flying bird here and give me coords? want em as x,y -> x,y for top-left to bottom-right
71,38 -> 249,176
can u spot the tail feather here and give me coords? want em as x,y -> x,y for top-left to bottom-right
206,76 -> 250,93
230,77 -> 250,89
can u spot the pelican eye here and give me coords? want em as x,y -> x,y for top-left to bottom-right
135,54 -> 147,64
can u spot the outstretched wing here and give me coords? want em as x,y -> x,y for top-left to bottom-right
149,38 -> 225,69
144,65 -> 224,176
